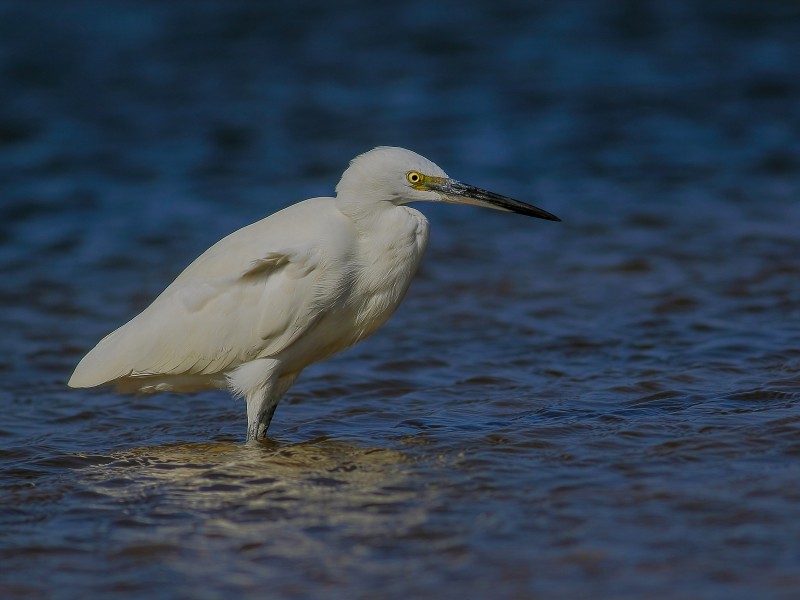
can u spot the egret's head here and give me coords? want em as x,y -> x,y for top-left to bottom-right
336,146 -> 560,221
336,146 -> 448,204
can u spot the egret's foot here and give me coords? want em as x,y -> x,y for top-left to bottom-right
245,402 -> 278,442
246,422 -> 268,442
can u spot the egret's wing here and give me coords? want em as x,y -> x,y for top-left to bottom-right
69,246 -> 336,387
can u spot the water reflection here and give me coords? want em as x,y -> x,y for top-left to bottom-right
77,439 -> 427,545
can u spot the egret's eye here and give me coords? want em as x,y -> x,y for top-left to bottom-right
406,171 -> 423,185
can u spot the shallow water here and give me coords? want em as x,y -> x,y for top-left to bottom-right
2,1 -> 800,598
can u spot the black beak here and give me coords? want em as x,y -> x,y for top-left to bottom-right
427,179 -> 561,222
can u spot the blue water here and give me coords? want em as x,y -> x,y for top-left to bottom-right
2,1 -> 800,598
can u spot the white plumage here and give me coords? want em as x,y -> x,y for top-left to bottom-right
69,147 -> 559,440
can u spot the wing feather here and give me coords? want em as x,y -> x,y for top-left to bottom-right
69,247 -> 328,386
69,198 -> 354,388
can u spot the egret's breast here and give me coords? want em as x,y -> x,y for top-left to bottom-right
349,206 -> 429,339
273,205 -> 428,372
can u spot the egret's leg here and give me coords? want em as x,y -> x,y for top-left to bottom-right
246,394 -> 280,441
244,372 -> 298,440
229,360 -> 300,442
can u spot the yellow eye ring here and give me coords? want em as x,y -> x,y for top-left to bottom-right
406,171 -> 423,185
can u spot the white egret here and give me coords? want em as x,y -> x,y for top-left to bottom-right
69,147 -> 560,440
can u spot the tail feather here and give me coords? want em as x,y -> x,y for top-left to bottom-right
67,326 -> 133,388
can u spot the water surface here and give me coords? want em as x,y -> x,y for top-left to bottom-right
2,1 -> 800,598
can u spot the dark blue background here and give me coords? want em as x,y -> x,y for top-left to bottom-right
2,1 -> 800,599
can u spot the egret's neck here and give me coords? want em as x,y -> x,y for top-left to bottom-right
334,191 -> 429,259
334,191 -> 399,229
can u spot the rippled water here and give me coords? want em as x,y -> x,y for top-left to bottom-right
2,1 -> 800,598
